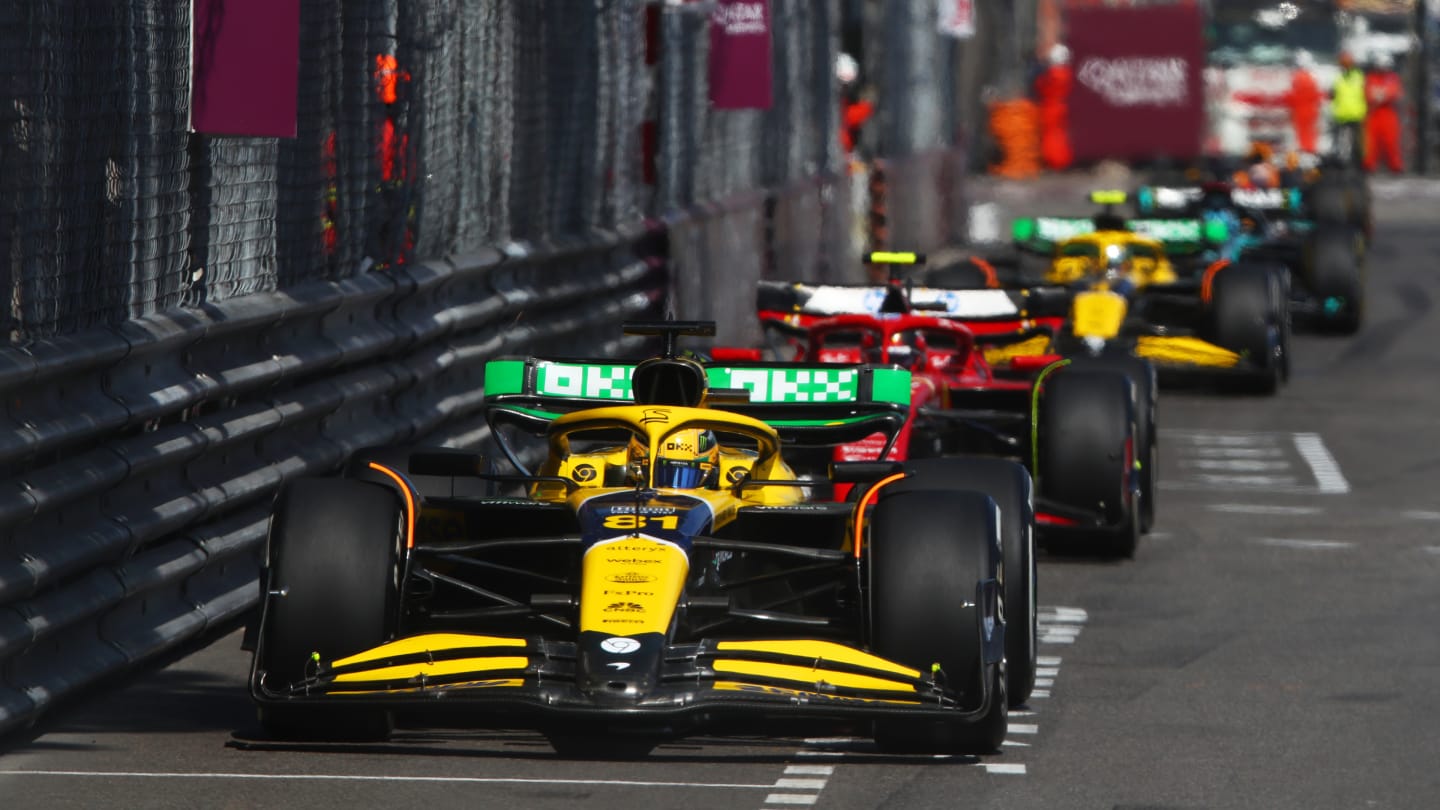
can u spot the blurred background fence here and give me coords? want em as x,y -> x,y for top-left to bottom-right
0,0 -> 1011,735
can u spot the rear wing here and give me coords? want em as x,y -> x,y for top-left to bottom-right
1134,185 -> 1303,217
1011,215 -> 1227,255
483,357 -> 911,450
757,281 -> 1027,321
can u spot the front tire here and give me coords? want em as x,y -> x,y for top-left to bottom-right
255,478 -> 402,741
1209,263 -> 1286,395
869,490 -> 1007,754
892,458 -> 1037,707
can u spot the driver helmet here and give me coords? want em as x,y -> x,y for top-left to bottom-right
655,428 -> 720,489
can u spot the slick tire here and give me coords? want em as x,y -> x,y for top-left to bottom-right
870,490 -> 1007,754
1038,369 -> 1140,558
891,458 -> 1037,707
256,478 -> 402,741
1208,263 -> 1286,395
1068,356 -> 1159,534
1305,229 -> 1365,335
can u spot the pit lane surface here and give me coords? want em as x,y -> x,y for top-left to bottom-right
4,179 -> 1439,809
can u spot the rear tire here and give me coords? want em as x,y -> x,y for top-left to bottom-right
1208,263 -> 1285,395
1068,356 -> 1158,534
891,458 -> 1037,707
1038,369 -> 1140,558
869,490 -> 1007,754
1304,228 -> 1364,335
256,478 -> 402,741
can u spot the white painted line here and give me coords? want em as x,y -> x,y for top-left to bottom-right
1030,689 -> 1050,698
1039,635 -> 1076,644
1423,546 -> 1440,555
802,737 -> 861,745
0,771 -> 775,789
1160,430 -> 1274,443
1189,446 -> 1286,458
1009,724 -> 1038,735
784,765 -> 834,776
983,763 -> 1027,775
1195,474 -> 1300,487
764,793 -> 819,805
1402,510 -> 1440,521
1008,710 -> 1036,717
1036,667 -> 1060,677
1182,459 -> 1291,472
1035,678 -> 1055,687
1037,656 -> 1063,666
1039,607 -> 1088,622
794,751 -> 843,757
1038,625 -> 1081,636
1293,433 -> 1350,494
1001,740 -> 1032,747
1256,538 -> 1354,550
772,778 -> 827,790
1208,503 -> 1324,515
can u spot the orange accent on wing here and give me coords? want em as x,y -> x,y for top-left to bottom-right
852,472 -> 908,560
970,256 -> 1000,288
367,462 -> 417,549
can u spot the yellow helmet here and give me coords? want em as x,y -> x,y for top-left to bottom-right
655,429 -> 720,489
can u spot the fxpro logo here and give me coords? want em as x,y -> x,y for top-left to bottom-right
1078,56 -> 1189,106
717,368 -> 857,403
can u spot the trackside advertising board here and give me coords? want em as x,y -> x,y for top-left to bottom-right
1067,3 -> 1206,162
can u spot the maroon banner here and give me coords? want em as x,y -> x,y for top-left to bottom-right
191,0 -> 301,137
1066,3 -> 1205,162
709,0 -> 773,110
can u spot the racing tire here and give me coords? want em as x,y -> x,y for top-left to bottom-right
1038,369 -> 1140,558
869,490 -> 1007,754
1208,263 -> 1286,395
1068,356 -> 1159,534
256,478 -> 402,742
890,458 -> 1037,707
1304,228 -> 1365,335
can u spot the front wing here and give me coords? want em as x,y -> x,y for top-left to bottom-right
251,625 -> 1002,733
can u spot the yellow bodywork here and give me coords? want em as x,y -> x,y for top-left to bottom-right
1135,335 -> 1241,368
1047,231 -> 1178,288
1069,289 -> 1129,340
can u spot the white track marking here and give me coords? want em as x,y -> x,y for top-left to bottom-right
783,765 -> 833,776
1208,504 -> 1324,515
1037,656 -> 1062,666
1188,446 -> 1286,458
1002,740 -> 1032,747
1402,510 -> 1440,521
1182,459 -> 1291,472
0,771 -> 775,789
1424,546 -> 1440,555
984,764 -> 1027,775
1292,433 -> 1350,494
763,794 -> 819,805
1036,667 -> 1059,677
772,778 -> 827,790
1035,678 -> 1055,687
1030,689 -> 1050,698
1256,538 -> 1354,550
1008,724 -> 1038,735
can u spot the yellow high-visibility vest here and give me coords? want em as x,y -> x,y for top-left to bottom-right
1332,69 -> 1367,123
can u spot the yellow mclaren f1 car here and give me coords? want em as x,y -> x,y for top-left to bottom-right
249,322 -> 1031,755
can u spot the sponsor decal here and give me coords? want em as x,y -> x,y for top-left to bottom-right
536,362 -> 632,399
640,408 -> 671,424
606,662 -> 631,670
572,463 -> 597,482
1077,56 -> 1189,107
603,589 -> 655,597
600,637 -> 641,654
602,618 -> 644,625
607,572 -> 656,584
710,367 -> 858,403
604,601 -> 645,613
716,683 -> 914,705
726,467 -> 749,484
602,557 -> 664,565
601,505 -> 679,516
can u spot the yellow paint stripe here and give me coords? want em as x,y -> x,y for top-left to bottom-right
331,633 -> 527,668
713,660 -> 917,693
331,677 -> 524,695
1135,336 -> 1241,368
332,656 -> 528,683
714,640 -> 920,679
712,681 -> 918,705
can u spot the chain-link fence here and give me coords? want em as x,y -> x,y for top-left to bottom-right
1,0 -> 1018,343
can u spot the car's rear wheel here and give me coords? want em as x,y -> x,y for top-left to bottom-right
892,458 -> 1037,707
1038,369 -> 1140,558
1209,263 -> 1286,395
869,490 -> 1007,754
1305,228 -> 1365,335
1068,356 -> 1158,533
256,477 -> 402,741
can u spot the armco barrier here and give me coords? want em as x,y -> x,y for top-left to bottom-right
0,224 -> 666,736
